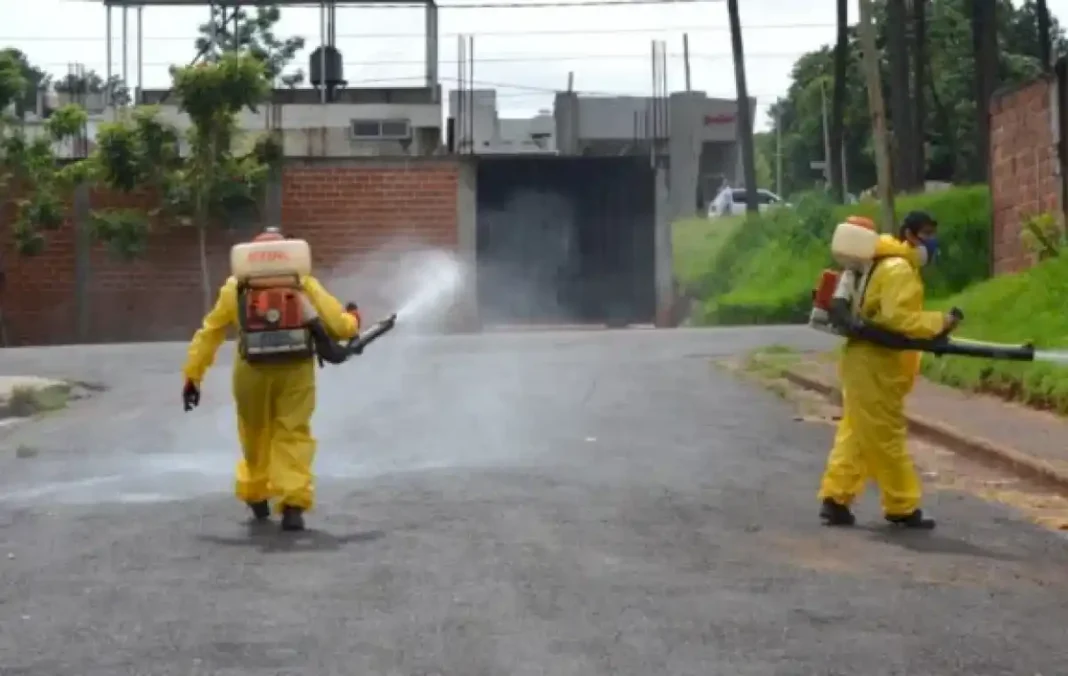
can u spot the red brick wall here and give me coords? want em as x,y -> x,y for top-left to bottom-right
989,76 -> 1062,274
0,159 -> 461,346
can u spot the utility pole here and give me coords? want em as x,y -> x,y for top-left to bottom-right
820,79 -> 832,185
829,0 -> 848,202
727,0 -> 758,213
775,107 -> 783,196
858,0 -> 895,232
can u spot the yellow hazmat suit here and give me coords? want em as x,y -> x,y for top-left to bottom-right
182,275 -> 359,513
818,236 -> 945,517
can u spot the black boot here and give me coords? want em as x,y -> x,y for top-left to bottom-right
280,506 -> 305,532
248,500 -> 271,522
819,498 -> 856,526
886,509 -> 936,530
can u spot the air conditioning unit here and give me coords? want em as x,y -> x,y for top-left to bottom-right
350,119 -> 412,140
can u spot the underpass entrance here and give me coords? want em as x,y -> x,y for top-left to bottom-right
475,155 -> 657,327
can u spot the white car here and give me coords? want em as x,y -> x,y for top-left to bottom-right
708,188 -> 788,218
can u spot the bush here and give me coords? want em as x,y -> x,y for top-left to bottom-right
691,185 -> 992,325
922,254 -> 1068,412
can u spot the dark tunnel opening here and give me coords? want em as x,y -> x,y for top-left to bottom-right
474,155 -> 657,326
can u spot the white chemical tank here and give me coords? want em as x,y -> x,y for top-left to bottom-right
231,238 -> 312,281
830,221 -> 879,271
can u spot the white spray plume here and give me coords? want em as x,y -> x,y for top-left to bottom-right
321,239 -> 467,334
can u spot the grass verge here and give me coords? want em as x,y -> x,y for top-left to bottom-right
685,186 -> 991,325
922,254 -> 1068,413
672,215 -> 744,294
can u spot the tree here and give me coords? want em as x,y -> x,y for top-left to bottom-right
0,48 -> 50,117
0,51 -> 89,255
89,54 -> 280,310
54,70 -> 130,107
887,0 -> 913,193
763,0 -> 1067,196
196,5 -> 305,87
912,0 -> 928,188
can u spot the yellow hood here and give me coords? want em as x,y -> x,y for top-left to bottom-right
873,234 -> 920,268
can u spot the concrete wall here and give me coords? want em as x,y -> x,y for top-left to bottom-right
0,158 -> 475,346
449,90 -> 556,153
551,91 -> 753,222
564,93 -> 753,143
989,75 -> 1062,274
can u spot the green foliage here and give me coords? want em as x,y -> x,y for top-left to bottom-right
1019,211 -> 1063,260
171,52 -> 270,129
686,186 -> 993,325
0,48 -> 51,118
196,4 -> 306,87
94,106 -> 180,193
88,209 -> 150,260
45,104 -> 88,141
0,50 -> 26,113
922,254 -> 1068,412
673,215 -> 744,291
0,52 -> 89,256
766,0 -> 1067,195
89,53 -> 273,261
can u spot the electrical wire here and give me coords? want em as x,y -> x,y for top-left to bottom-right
33,51 -> 803,69
0,23 -> 835,42
76,0 -> 721,8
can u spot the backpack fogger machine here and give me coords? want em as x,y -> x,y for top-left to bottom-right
808,220 -> 1068,364
230,236 -> 398,368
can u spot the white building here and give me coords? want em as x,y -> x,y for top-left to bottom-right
448,89 -> 556,154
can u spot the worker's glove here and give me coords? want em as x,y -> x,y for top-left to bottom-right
182,379 -> 201,412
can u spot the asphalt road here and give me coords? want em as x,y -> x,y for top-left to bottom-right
1,327 -> 1067,676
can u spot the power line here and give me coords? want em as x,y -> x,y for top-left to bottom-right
34,51 -> 803,69
0,22 -> 834,42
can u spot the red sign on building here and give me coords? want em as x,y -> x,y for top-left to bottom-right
704,113 -> 736,125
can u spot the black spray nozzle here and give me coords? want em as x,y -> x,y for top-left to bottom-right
348,313 -> 397,355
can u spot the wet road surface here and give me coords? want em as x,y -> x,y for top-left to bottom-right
1,327 -> 1067,675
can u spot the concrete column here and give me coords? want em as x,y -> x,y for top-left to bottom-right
653,166 -> 675,327
455,157 -> 479,331
425,1 -> 439,101
667,91 -> 705,223
553,92 -> 580,155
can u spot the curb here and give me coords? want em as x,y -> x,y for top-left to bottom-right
773,363 -> 1068,494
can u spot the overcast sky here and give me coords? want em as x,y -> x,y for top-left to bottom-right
6,0 -> 1065,131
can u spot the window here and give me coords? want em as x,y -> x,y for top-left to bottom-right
380,120 -> 411,138
731,189 -> 748,205
350,119 -> 412,140
755,191 -> 778,205
350,121 -> 381,138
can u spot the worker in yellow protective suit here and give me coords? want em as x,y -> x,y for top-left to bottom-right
817,211 -> 959,530
181,227 -> 360,532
